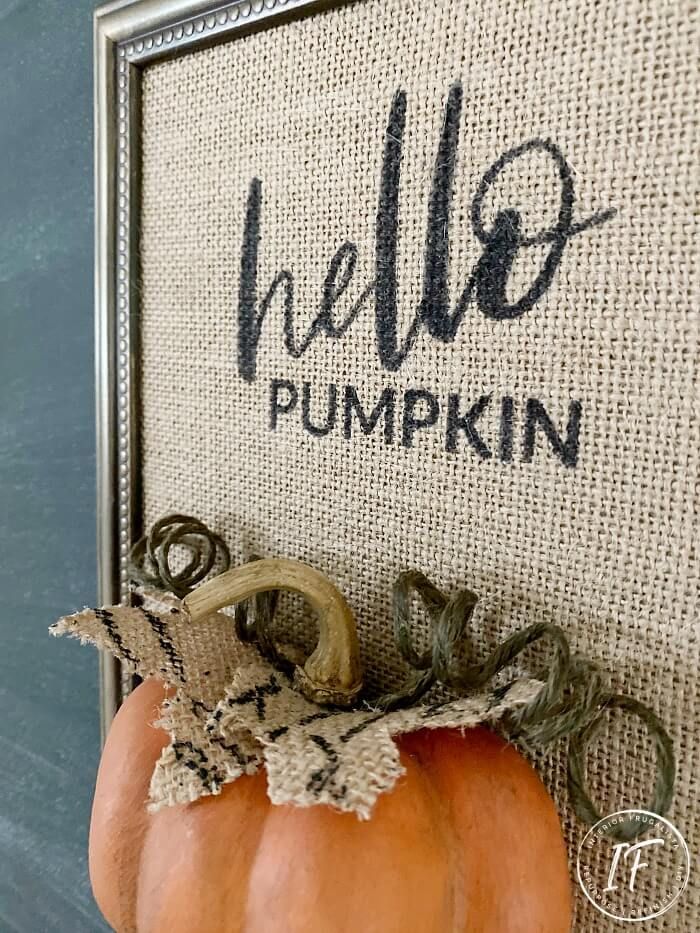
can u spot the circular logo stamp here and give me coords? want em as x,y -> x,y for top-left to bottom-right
577,810 -> 690,922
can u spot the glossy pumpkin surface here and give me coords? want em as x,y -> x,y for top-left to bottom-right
90,678 -> 572,933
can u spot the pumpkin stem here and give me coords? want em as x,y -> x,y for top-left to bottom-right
183,558 -> 362,706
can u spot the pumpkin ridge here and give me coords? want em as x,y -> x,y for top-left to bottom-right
397,730 -> 466,932
89,678 -> 172,933
240,780 -> 280,933
404,727 -> 573,932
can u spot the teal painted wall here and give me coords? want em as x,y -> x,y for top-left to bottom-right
0,1 -> 109,929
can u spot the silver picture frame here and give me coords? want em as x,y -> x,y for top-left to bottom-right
94,0 -> 350,739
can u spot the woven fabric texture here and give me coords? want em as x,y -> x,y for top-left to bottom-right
138,0 -> 698,928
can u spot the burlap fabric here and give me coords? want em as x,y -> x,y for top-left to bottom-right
52,590 -> 541,816
137,0 -> 698,928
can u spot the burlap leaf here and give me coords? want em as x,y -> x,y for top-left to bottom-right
50,588 -> 254,693
51,588 -> 265,809
150,692 -> 262,810
212,658 -> 542,818
52,591 -> 542,817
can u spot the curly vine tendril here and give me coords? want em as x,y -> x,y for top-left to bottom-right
128,513 -> 231,598
374,571 -> 675,843
128,516 -> 675,843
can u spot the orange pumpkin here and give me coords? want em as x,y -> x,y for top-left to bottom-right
90,676 -> 572,933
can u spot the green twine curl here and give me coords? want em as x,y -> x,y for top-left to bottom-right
128,513 -> 230,598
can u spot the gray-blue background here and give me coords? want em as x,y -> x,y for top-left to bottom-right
0,0 -> 108,929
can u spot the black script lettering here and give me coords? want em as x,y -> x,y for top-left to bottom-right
499,396 -> 515,463
318,242 -> 372,338
419,81 -> 462,338
375,89 -> 421,370
343,386 -> 396,444
420,84 -> 616,337
239,179 -> 299,383
270,378 -> 298,428
238,186 -> 372,382
238,178 -> 262,377
237,83 -> 614,381
401,389 -> 440,448
302,382 -> 337,437
445,394 -> 492,459
522,398 -> 582,467
466,140 -> 616,323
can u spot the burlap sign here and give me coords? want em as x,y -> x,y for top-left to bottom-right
135,0 -> 698,928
